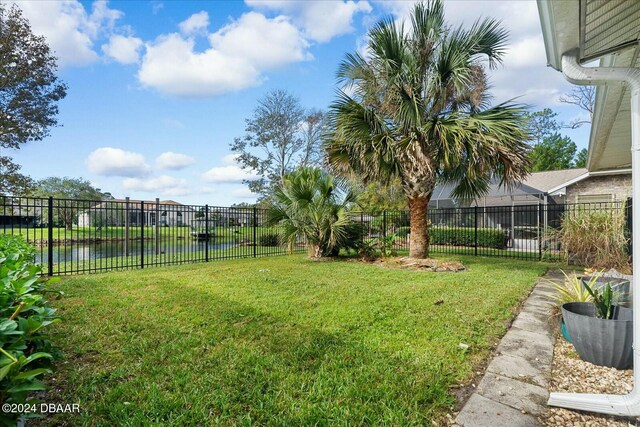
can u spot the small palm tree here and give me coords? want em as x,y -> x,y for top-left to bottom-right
326,0 -> 531,258
267,167 -> 357,258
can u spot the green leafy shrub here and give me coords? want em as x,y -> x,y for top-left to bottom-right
430,227 -> 505,249
268,168 -> 359,258
0,235 -> 61,426
358,235 -> 397,260
258,233 -> 280,247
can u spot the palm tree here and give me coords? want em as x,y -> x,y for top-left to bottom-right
326,0 -> 531,259
267,167 -> 358,258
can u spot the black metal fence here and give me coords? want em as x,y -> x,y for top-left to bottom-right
0,196 -> 630,275
0,196 -> 306,275
354,201 -> 629,262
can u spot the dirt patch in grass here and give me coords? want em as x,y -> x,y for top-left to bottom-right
370,256 -> 467,272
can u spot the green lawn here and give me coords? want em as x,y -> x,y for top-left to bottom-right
39,255 -> 553,426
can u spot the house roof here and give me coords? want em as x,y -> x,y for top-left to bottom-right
537,0 -> 640,172
89,199 -> 187,210
430,168 -> 629,202
521,168 -> 587,193
431,177 -> 545,202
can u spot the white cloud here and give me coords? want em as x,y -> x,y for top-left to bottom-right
137,12 -> 310,97
246,0 -> 372,43
155,152 -> 196,170
503,35 -> 547,69
201,154 -> 259,183
14,0 -> 124,67
232,187 -> 258,200
86,147 -> 150,177
122,175 -> 191,196
151,1 -> 164,14
201,186 -> 217,194
222,154 -> 240,164
210,12 -> 311,69
201,165 -> 260,183
179,11 -> 209,35
138,33 -> 261,97
102,34 -> 143,64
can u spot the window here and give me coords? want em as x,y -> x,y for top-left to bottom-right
576,194 -> 614,204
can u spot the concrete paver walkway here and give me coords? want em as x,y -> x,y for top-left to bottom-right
453,271 -> 562,427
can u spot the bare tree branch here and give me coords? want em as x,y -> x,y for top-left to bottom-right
559,86 -> 595,128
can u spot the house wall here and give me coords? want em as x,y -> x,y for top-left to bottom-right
565,174 -> 631,204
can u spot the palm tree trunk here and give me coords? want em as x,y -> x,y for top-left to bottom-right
408,196 -> 430,258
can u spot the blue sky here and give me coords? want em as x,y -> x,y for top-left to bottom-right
7,0 -> 590,205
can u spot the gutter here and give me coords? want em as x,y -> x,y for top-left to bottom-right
548,49 -> 640,416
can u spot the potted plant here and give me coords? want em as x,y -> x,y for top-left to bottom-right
562,280 -> 633,369
581,268 -> 631,307
547,271 -> 597,342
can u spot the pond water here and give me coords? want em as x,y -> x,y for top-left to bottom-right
35,239 -> 237,264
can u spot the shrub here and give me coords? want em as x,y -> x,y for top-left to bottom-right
259,233 -> 280,247
554,206 -> 629,271
268,168 -> 358,258
0,235 -> 61,426
430,227 -> 505,249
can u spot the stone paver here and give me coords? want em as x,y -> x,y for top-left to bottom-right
476,372 -> 548,415
486,353 -> 549,388
455,272 -> 559,427
456,394 -> 540,427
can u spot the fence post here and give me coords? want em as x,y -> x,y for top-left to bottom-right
205,204 -> 209,262
155,198 -> 160,255
538,202 -> 542,260
47,197 -> 53,276
125,197 -> 130,256
382,210 -> 387,239
140,201 -> 145,269
253,207 -> 257,258
474,205 -> 478,257
361,212 -> 364,244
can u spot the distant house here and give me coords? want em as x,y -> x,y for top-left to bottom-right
430,168 -> 631,208
77,199 -> 195,227
428,168 -> 631,248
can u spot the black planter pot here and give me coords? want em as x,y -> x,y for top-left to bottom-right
562,302 -> 633,369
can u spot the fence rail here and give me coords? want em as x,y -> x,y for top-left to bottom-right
0,196 -> 630,275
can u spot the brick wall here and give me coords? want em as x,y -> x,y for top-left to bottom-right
565,174 -> 631,204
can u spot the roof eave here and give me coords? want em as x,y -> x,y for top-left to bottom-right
537,0 -> 561,70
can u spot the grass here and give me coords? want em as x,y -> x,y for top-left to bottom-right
38,255 -> 553,426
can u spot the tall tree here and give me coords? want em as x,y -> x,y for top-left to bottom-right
0,4 -> 67,149
299,109 -> 328,168
574,148 -> 588,168
529,134 -> 577,171
32,177 -> 111,229
525,108 -> 588,170
560,85 -> 595,164
0,156 -> 34,195
231,90 -> 325,197
326,1 -> 530,258
525,108 -> 560,146
354,178 -> 407,213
